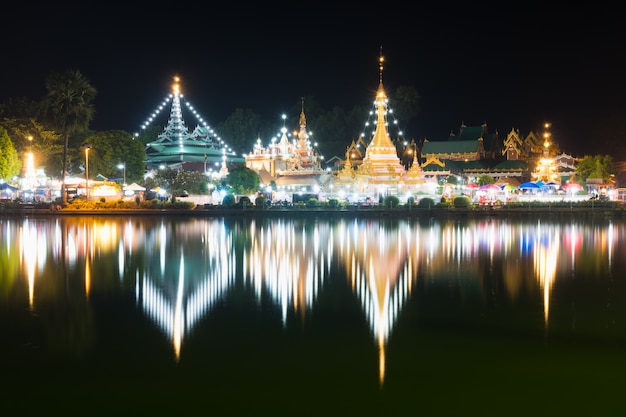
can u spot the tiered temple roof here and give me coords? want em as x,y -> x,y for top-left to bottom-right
144,77 -> 244,174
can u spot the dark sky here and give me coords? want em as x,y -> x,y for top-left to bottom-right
2,4 -> 624,158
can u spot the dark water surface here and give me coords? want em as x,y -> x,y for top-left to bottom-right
2,215 -> 626,415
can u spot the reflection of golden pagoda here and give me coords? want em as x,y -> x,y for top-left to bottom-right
341,221 -> 417,387
351,50 -> 407,197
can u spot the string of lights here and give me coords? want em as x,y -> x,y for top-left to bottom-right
133,86 -> 236,155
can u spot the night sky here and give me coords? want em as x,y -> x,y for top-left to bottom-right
2,4 -> 624,159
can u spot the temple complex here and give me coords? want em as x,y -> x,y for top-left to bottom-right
248,50 -> 429,203
140,60 -> 593,203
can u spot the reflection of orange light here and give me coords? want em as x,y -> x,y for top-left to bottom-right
85,257 -> 91,296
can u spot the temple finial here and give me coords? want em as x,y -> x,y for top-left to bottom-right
379,46 -> 384,84
172,75 -> 181,95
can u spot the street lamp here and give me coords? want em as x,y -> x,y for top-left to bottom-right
26,135 -> 35,179
117,162 -> 126,186
83,144 -> 92,200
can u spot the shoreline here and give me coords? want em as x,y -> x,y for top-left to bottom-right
2,205 -> 625,219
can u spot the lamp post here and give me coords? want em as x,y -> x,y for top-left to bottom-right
23,135 -> 36,199
83,144 -> 92,200
27,134 -> 34,178
118,162 -> 126,186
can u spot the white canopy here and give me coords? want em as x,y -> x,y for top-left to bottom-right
123,182 -> 146,191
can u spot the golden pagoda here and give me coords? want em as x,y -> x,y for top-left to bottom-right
335,148 -> 356,188
353,50 -> 407,198
404,152 -> 427,191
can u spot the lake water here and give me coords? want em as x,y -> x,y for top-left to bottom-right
2,214 -> 626,415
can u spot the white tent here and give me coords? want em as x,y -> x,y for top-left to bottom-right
123,182 -> 146,191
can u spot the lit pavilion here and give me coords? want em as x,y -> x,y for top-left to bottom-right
143,77 -> 244,175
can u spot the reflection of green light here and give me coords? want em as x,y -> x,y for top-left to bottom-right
0,238 -> 21,297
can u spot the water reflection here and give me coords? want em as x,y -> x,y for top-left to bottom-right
2,216 -> 624,387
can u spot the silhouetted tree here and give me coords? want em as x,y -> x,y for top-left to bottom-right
41,70 -> 96,205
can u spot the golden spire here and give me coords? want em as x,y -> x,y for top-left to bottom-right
369,48 -> 394,149
299,97 -> 306,129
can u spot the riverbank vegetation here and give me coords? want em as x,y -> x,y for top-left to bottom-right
2,194 -> 624,215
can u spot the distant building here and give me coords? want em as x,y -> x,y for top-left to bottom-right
420,122 -> 499,178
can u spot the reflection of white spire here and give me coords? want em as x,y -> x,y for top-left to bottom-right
173,257 -> 185,360
137,220 -> 235,360
160,223 -> 166,274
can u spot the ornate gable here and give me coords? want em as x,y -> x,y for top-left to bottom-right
503,128 -> 524,160
422,155 -> 445,168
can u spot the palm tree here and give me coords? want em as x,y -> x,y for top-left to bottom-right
41,69 -> 97,205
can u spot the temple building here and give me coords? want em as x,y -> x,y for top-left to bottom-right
420,122 -> 500,178
531,123 -> 563,184
503,123 -> 577,184
143,77 -> 244,175
244,99 -> 331,200
417,119 -> 581,188
335,51 -> 422,201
